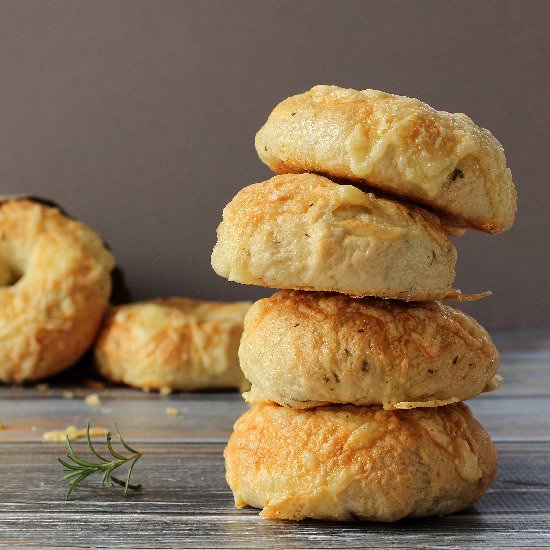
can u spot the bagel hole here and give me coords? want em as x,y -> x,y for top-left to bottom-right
0,262 -> 23,287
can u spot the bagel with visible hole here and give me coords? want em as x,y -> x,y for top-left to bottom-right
0,198 -> 115,382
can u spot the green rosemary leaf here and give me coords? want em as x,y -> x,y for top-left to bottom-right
109,475 -> 126,488
102,467 -> 115,488
65,437 -> 103,469
106,432 -> 128,461
110,474 -> 141,493
115,424 -> 140,455
86,424 -> 110,463
57,457 -> 81,471
59,470 -> 85,483
57,425 -> 143,500
66,472 -> 91,500
124,457 -> 142,495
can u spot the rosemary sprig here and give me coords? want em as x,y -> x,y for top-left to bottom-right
58,424 -> 143,500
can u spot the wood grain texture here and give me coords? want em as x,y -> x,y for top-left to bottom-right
0,392 -> 548,443
0,442 -> 548,548
0,330 -> 548,548
0,392 -> 248,443
0,347 -> 548,443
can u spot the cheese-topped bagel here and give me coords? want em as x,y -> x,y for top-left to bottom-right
95,298 -> 251,391
212,173 -> 458,301
0,198 -> 114,382
256,85 -> 517,233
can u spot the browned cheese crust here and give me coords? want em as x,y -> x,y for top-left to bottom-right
256,85 -> 517,233
211,173 -> 460,301
0,199 -> 114,382
95,298 -> 251,391
240,290 -> 500,410
225,402 -> 498,521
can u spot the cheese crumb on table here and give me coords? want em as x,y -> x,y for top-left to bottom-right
392,397 -> 460,410
165,406 -> 179,416
160,387 -> 172,396
43,425 -> 108,442
62,391 -> 75,399
484,374 -> 504,392
85,393 -> 102,406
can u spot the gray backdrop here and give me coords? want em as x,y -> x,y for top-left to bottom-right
0,0 -> 547,329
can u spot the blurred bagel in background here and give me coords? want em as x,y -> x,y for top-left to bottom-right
95,297 -> 251,391
0,198 -> 115,383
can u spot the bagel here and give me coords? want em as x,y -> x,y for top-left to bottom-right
241,290 -> 500,410
211,173 -> 460,301
0,198 -> 115,382
256,85 -> 517,233
94,297 -> 252,391
225,402 -> 498,522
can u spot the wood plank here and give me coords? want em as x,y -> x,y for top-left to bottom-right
0,442 -> 547,548
469,396 -> 550,440
492,330 -> 550,353
0,393 -> 248,443
0,390 -> 548,443
2,351 -> 548,399
492,355 -> 550,397
0,513 -> 548,549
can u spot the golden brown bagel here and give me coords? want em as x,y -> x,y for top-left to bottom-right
225,402 -> 498,521
240,290 -> 500,410
0,199 -> 114,382
211,173 -> 459,301
256,85 -> 517,233
95,298 -> 251,391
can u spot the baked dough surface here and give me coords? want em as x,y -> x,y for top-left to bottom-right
95,298 -> 251,391
240,290 -> 500,409
225,402 -> 498,521
0,199 -> 114,382
256,85 -> 517,233
211,173 -> 458,301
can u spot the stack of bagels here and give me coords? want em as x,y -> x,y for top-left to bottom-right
213,85 -> 517,522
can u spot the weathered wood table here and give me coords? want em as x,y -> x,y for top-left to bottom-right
0,331 -> 549,548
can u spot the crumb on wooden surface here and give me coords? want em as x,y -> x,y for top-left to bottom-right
85,393 -> 102,406
43,425 -> 108,442
485,373 -> 504,392
165,406 -> 178,416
